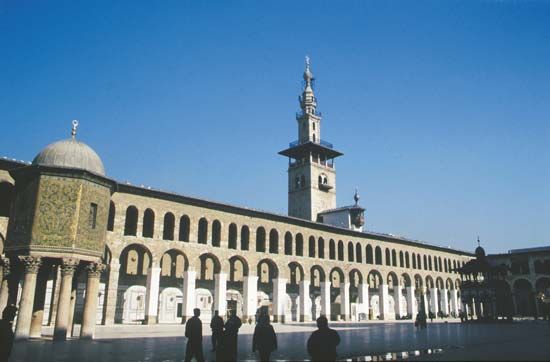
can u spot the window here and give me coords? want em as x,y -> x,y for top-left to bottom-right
89,203 -> 98,229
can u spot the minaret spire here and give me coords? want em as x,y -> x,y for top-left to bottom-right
71,120 -> 79,140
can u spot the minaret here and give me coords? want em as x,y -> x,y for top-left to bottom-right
279,57 -> 343,221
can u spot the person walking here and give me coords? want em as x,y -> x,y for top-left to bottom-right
307,315 -> 340,362
210,310 -> 224,352
252,314 -> 277,362
184,308 -> 204,362
0,305 -> 17,362
222,309 -> 242,361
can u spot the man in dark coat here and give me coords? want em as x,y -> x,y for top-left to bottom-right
252,314 -> 277,362
0,305 -> 17,362
222,309 -> 242,361
307,315 -> 340,362
184,308 -> 204,362
210,310 -> 224,351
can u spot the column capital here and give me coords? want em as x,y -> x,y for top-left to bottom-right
60,258 -> 79,276
18,255 -> 42,274
86,262 -> 106,278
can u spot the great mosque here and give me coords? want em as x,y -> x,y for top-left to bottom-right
2,57 -> 516,341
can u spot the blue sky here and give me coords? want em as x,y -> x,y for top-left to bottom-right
1,1 -> 549,254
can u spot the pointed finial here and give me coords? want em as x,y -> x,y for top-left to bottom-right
305,55 -> 310,71
477,236 -> 480,246
71,120 -> 79,139
354,187 -> 360,206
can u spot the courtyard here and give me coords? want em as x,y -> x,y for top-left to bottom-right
8,320 -> 550,361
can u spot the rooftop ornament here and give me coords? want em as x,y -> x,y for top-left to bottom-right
71,119 -> 79,139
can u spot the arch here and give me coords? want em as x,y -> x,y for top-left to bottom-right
329,239 -> 336,260
240,225 -> 250,250
401,273 -> 412,287
435,277 -> 444,289
142,208 -> 155,238
124,206 -> 138,236
198,217 -> 208,244
212,220 -> 222,247
337,240 -> 344,261
405,251 -> 410,268
355,243 -> 362,263
256,226 -> 266,252
425,275 -> 434,289
414,274 -> 423,289
228,223 -> 238,249
513,278 -> 535,316
329,267 -> 345,288
349,269 -> 363,287
423,255 -> 428,271
269,229 -> 279,254
399,251 -> 404,268
375,246 -> 382,265
318,237 -> 325,259
162,212 -> 175,241
347,242 -> 354,262
295,233 -> 304,256
199,253 -> 222,280
284,232 -> 293,255
309,236 -> 316,258
412,252 -> 417,269
366,244 -> 373,264
392,249 -> 397,267
434,256 -> 439,271
416,254 -> 421,270
120,243 -> 153,276
387,271 -> 399,287
289,261 -> 305,285
229,255 -> 249,281
107,201 -> 115,231
428,256 -> 433,271
178,215 -> 190,242
258,259 -> 279,283
445,278 -> 453,290
160,249 -> 189,277
439,257 -> 443,273
311,265 -> 326,287
367,270 -> 383,289
0,182 -> 14,217
385,248 -> 391,266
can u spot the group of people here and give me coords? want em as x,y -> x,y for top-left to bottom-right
185,308 -> 341,362
414,311 -> 428,329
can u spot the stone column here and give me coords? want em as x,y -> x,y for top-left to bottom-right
66,279 -> 78,338
430,288 -> 439,316
272,278 -> 287,323
471,298 -> 477,318
379,284 -> 390,320
48,267 -> 62,326
29,266 -> 50,338
299,280 -> 311,322
181,270 -> 196,322
450,290 -> 459,316
440,289 -> 449,316
358,283 -> 369,320
0,257 -> 11,313
214,273 -> 227,316
242,275 -> 258,320
393,285 -> 403,318
340,282 -> 350,321
422,288 -> 429,314
80,263 -> 106,339
406,286 -> 416,317
144,267 -> 161,324
102,259 -> 120,325
14,256 -> 42,340
320,281 -> 331,318
54,258 -> 79,341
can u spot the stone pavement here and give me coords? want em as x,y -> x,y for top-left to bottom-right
8,320 -> 550,361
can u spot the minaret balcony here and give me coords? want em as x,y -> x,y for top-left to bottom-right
296,110 -> 322,119
318,183 -> 333,191
288,139 -> 333,149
